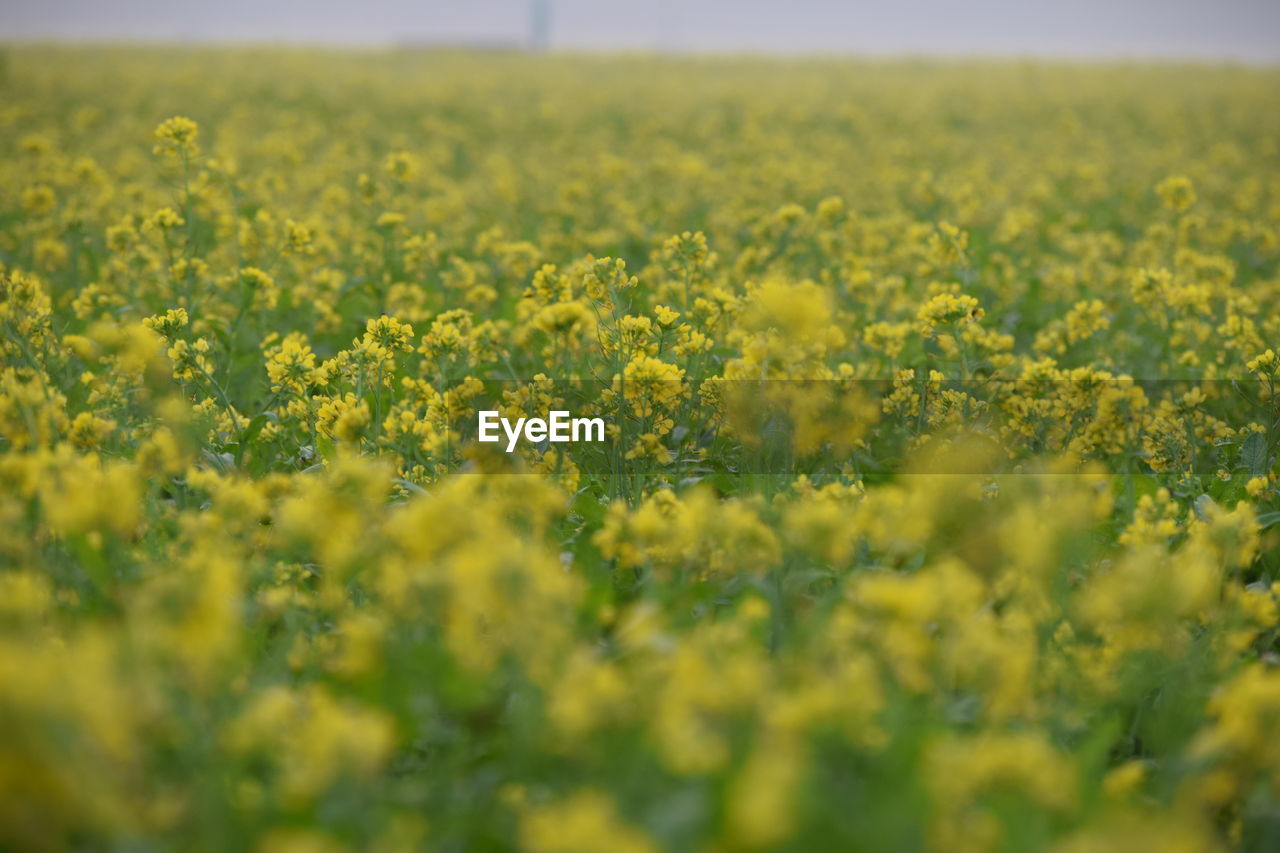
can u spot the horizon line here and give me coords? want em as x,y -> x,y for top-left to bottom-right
2,39 -> 1278,68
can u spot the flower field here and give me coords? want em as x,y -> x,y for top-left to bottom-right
2,48 -> 1280,850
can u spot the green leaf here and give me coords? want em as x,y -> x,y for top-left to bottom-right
69,533 -> 111,594
1258,511 -> 1280,530
1193,493 -> 1219,521
234,413 -> 272,467
1240,431 -> 1269,479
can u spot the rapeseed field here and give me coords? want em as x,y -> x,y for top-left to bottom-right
2,48 -> 1279,851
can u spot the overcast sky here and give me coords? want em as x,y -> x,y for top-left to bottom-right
3,0 -> 1279,61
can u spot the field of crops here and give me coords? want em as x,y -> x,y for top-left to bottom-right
2,47 -> 1279,850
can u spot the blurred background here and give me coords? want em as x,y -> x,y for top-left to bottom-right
1,0 -> 1278,61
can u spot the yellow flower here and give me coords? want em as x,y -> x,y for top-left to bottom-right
917,292 -> 983,336
1245,475 -> 1269,498
21,184 -> 56,216
152,115 -> 200,157
1156,174 -> 1196,212
519,790 -> 656,853
621,354 -> 685,417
